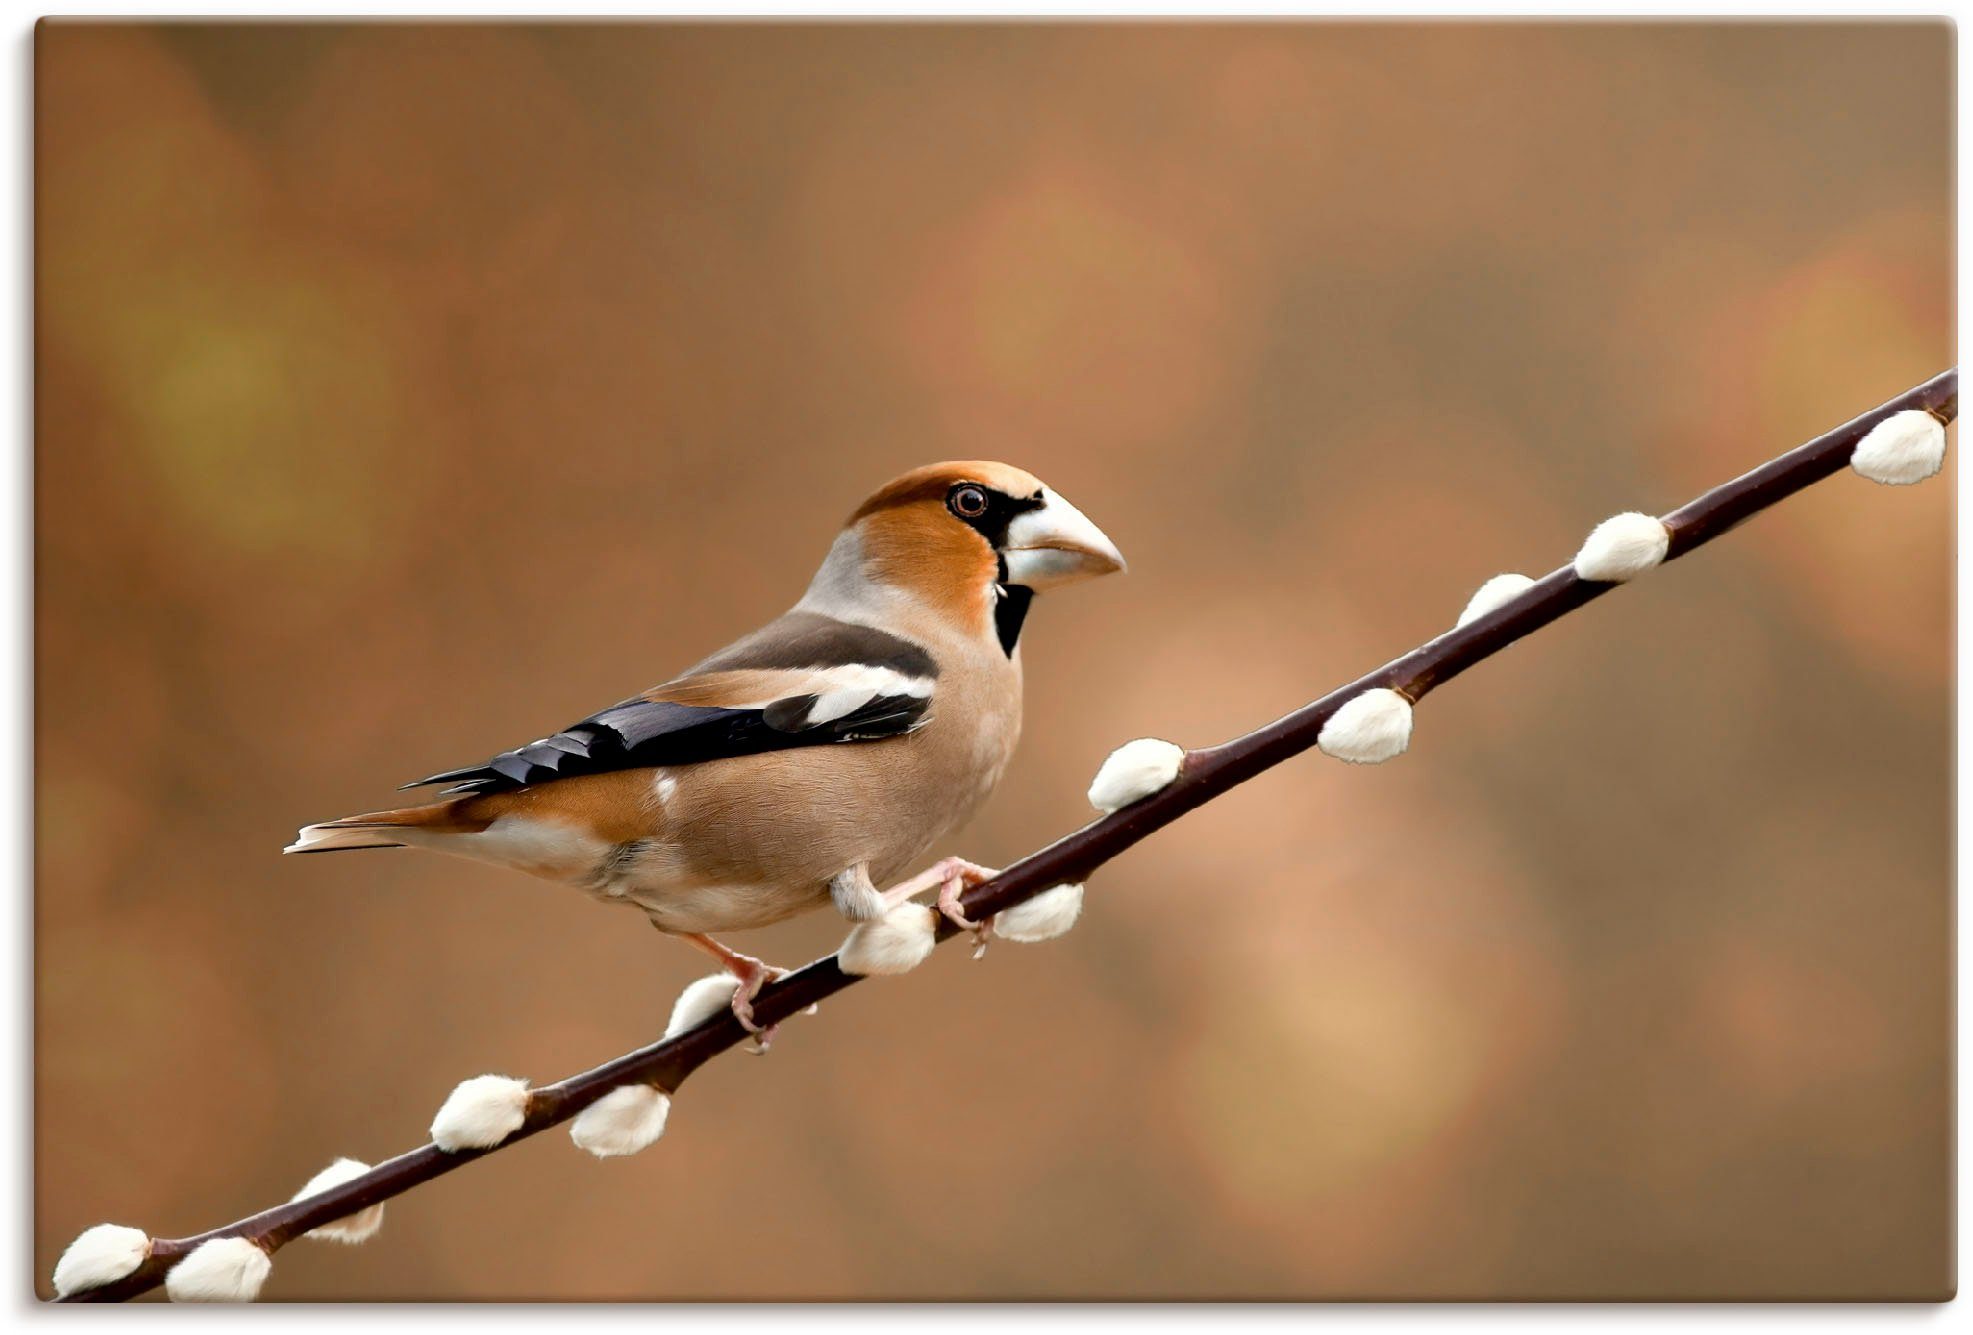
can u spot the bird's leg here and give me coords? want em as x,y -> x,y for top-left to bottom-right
882,856 -> 1001,959
676,930 -> 787,1054
828,863 -> 888,922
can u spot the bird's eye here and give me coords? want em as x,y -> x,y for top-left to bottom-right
949,485 -> 990,519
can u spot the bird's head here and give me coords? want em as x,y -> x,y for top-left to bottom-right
820,461 -> 1126,650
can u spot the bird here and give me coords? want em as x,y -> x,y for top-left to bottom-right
285,462 -> 1125,1042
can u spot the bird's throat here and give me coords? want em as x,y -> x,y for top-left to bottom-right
994,583 -> 1033,656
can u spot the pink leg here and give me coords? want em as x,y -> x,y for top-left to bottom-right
678,932 -> 787,1053
884,856 -> 1000,958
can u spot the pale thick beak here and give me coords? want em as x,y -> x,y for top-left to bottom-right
1001,489 -> 1127,590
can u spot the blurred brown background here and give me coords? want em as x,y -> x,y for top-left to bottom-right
34,20 -> 1951,1301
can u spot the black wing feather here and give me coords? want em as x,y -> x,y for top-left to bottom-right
406,695 -> 931,795
404,682 -> 935,796
400,612 -> 939,796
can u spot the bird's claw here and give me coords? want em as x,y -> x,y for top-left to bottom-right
935,860 -> 999,960
727,959 -> 791,1053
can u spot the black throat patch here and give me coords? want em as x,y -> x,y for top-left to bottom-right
994,582 -> 1034,656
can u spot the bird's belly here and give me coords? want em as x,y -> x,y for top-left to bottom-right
564,829 -> 817,933
618,871 -> 824,935
655,741 -> 993,892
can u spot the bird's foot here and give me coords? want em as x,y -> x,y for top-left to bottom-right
726,956 -> 792,1054
678,933 -> 792,1053
880,855 -> 1000,958
939,873 -> 998,959
873,856 -> 1001,956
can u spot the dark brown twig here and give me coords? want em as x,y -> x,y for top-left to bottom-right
62,369 -> 1956,1301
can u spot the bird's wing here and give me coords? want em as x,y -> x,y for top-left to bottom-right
401,612 -> 939,795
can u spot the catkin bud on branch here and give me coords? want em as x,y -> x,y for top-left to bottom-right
55,369 -> 1953,1303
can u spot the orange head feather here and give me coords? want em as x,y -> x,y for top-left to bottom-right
827,461 -> 1124,646
847,462 -> 1050,628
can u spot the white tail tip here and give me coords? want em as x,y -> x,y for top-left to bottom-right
284,823 -> 399,854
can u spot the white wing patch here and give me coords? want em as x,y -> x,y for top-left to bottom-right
717,665 -> 935,730
803,666 -> 934,732
806,688 -> 879,725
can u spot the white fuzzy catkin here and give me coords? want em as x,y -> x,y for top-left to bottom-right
570,1084 -> 672,1158
52,1223 -> 150,1298
430,1074 -> 530,1152
1851,409 -> 1947,485
290,1158 -> 385,1244
1317,688 -> 1414,765
1087,738 -> 1184,813
839,902 -> 937,976
1573,512 -> 1670,582
1456,573 -> 1536,628
666,973 -> 742,1038
995,883 -> 1085,943
164,1237 -> 271,1303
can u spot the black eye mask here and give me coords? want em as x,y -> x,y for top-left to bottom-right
947,483 -> 1045,551
954,485 -> 1045,656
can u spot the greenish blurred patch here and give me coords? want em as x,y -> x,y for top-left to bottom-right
120,263 -> 411,563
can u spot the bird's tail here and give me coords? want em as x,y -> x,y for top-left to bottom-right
283,800 -> 487,855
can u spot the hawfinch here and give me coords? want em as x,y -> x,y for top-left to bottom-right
287,462 -> 1125,1036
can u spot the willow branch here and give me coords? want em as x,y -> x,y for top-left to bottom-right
63,368 -> 1956,1301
